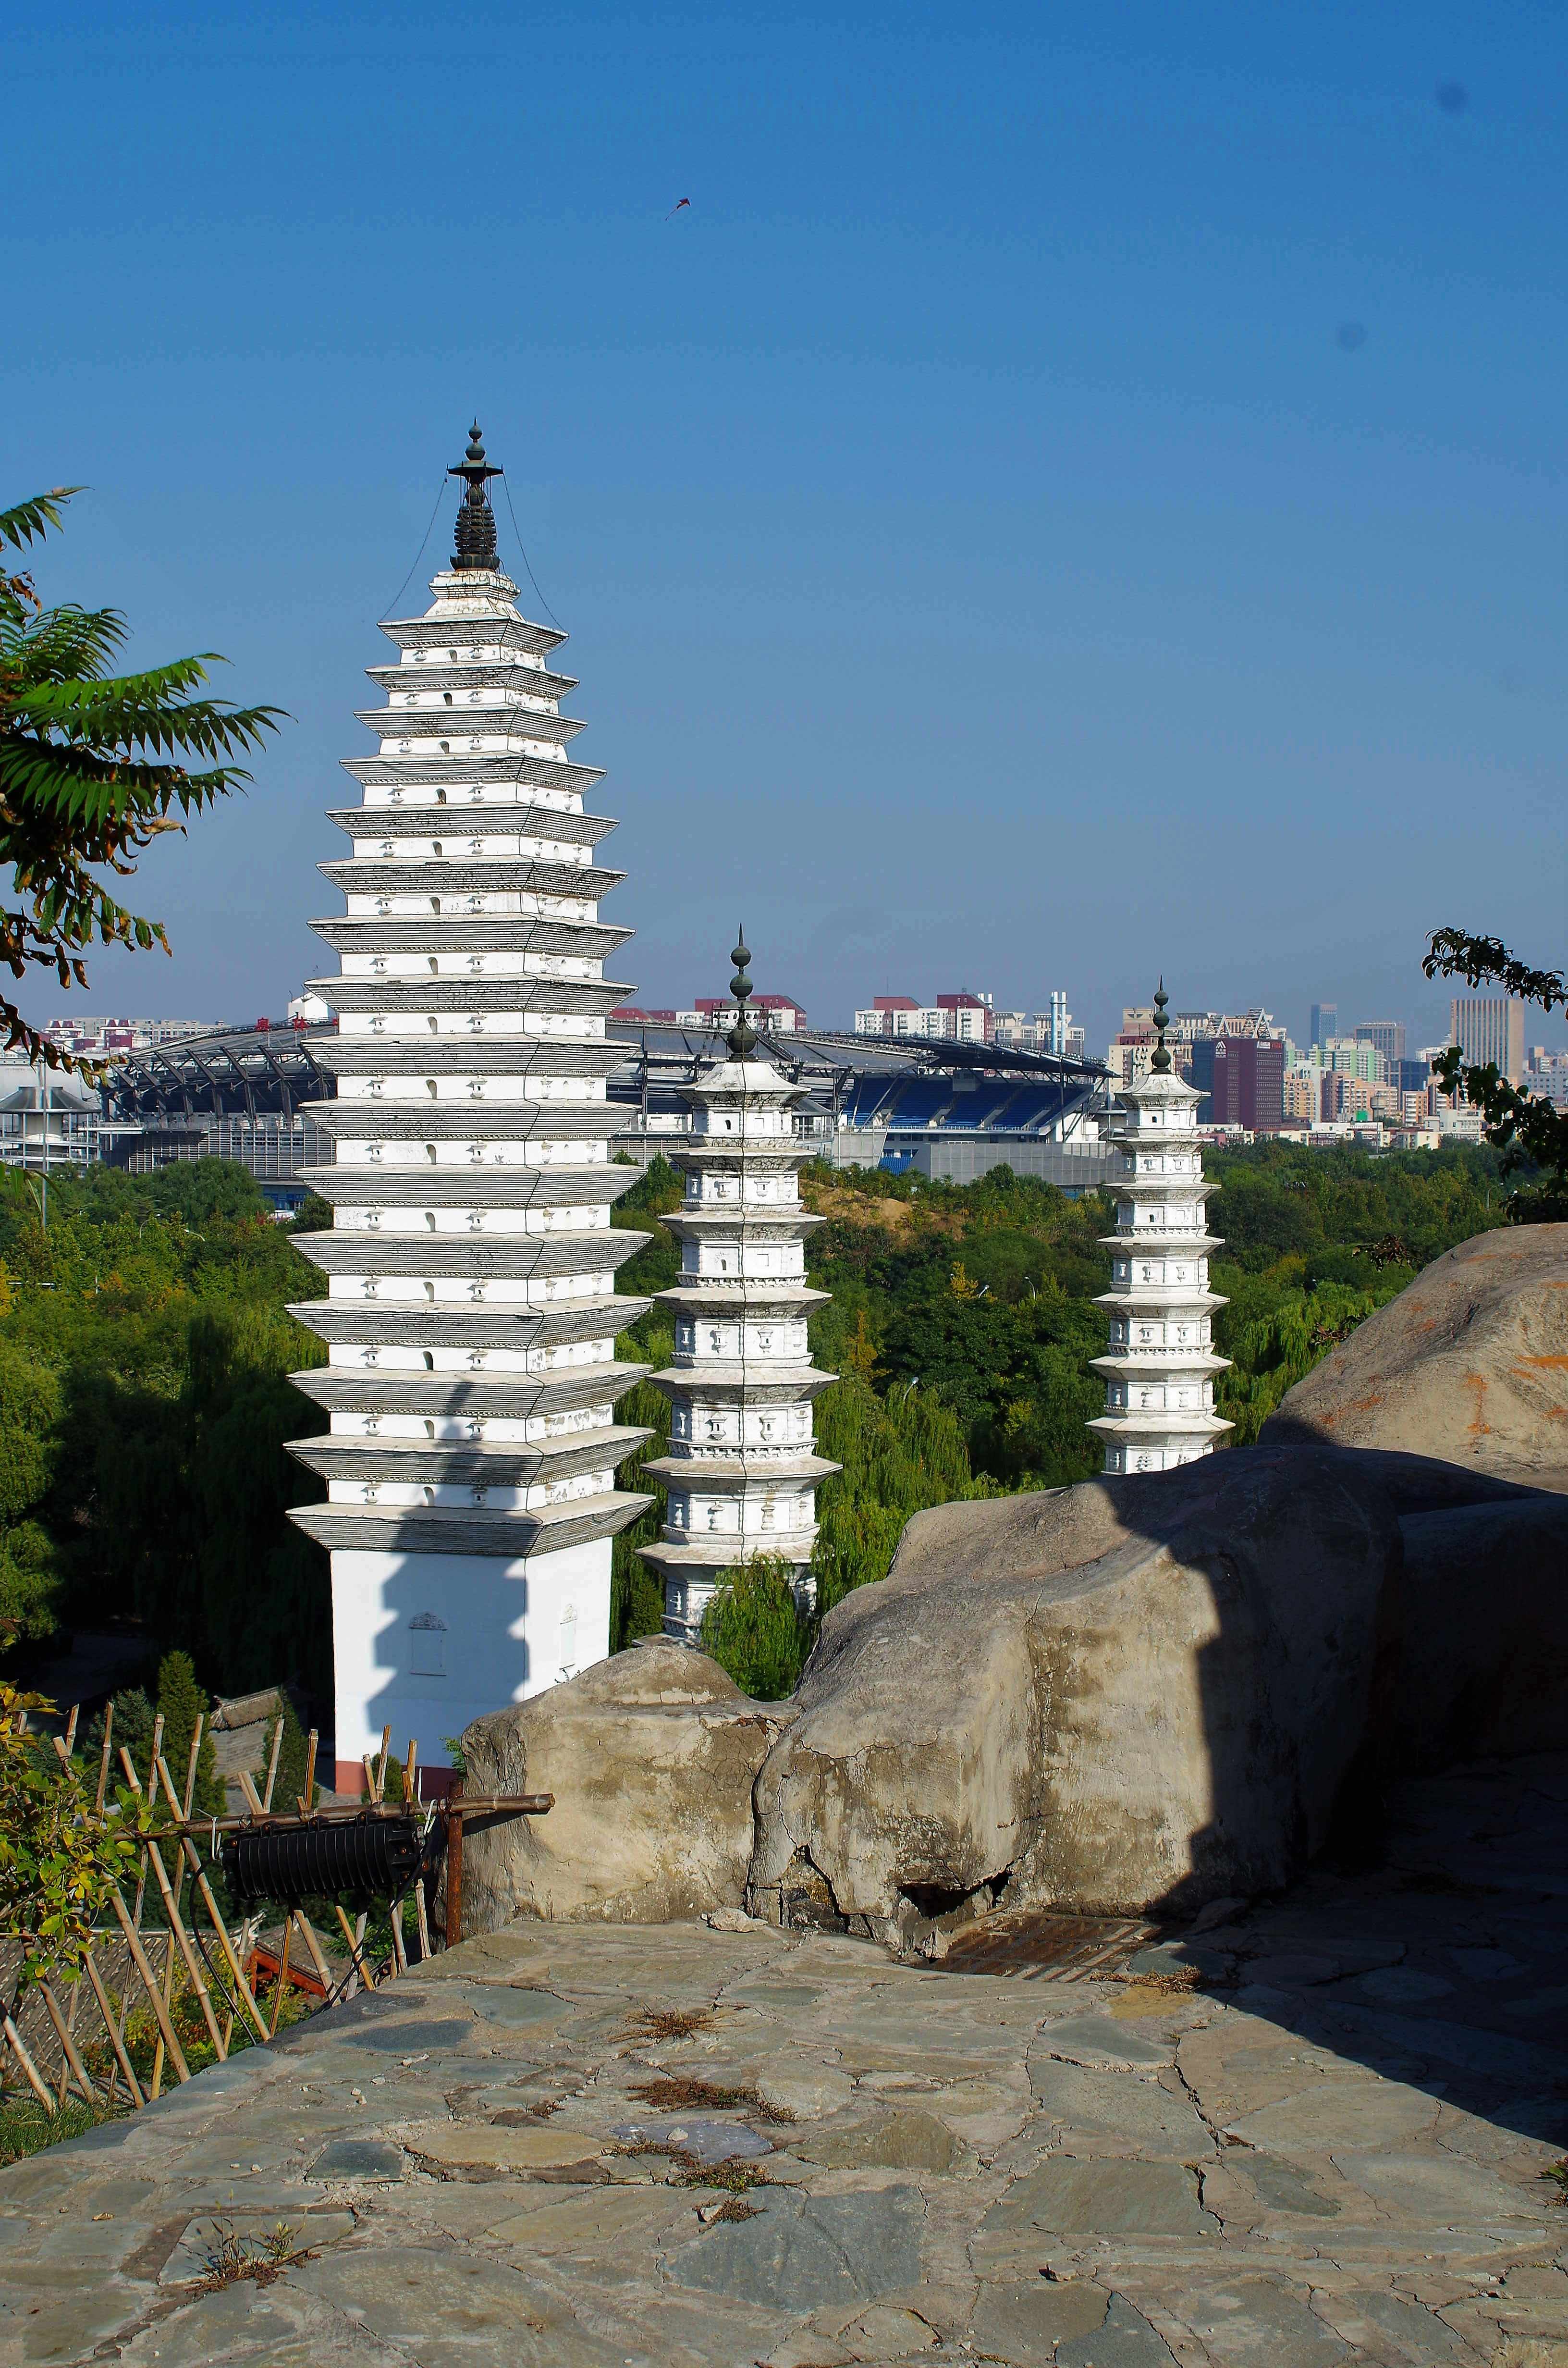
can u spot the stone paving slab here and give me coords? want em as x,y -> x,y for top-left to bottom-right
3,1756 -> 1568,2365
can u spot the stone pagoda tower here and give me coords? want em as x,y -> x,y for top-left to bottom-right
638,936 -> 840,1644
1088,983 -> 1233,1473
287,426 -> 653,1794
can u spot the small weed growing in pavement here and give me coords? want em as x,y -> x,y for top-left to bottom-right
625,2007 -> 714,2041
630,2073 -> 792,2124
1543,2160 -> 1568,2203
676,2158 -> 767,2197
711,2195 -> 761,2222
196,2217 -> 314,2292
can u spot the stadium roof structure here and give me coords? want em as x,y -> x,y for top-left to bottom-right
100,1017 -> 1110,1147
100,1023 -> 336,1122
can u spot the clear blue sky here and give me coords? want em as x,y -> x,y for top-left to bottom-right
5,0 -> 1565,1054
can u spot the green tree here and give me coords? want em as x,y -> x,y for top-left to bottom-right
257,1689 -> 318,1813
0,1683 -> 147,1993
0,489 -> 281,1068
154,1649 -> 222,1816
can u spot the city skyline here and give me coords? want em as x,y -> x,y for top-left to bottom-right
6,4 -> 1566,1061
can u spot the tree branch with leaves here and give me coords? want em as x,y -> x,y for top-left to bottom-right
0,490 -> 283,1072
1423,927 -> 1568,1214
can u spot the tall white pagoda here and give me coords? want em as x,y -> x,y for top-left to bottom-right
638,938 -> 840,1644
1088,983 -> 1233,1473
286,426 -> 653,1794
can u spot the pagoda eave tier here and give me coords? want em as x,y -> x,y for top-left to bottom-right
290,1299 -> 647,1351
1086,1415 -> 1233,1444
1094,1290 -> 1228,1317
289,1428 -> 650,1489
649,1365 -> 835,1400
289,1363 -> 650,1421
320,858 -> 622,900
357,703 -> 589,744
341,753 -> 602,795
301,1240 -> 640,1292
378,607 -> 567,658
662,1212 -> 825,1242
294,1233 -> 643,1281
325,805 -> 616,847
312,1040 -> 627,1081
308,917 -> 631,959
1089,1352 -> 1232,1379
662,1143 -> 808,1171
289,1491 -> 652,1559
653,1285 -> 830,1313
641,1533 -> 819,1574
296,1168 -> 636,1209
642,1455 -> 842,1490
306,1106 -> 631,1146
312,976 -> 633,1018
366,659 -> 579,699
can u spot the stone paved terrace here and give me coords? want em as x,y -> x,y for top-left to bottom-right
3,1756 -> 1567,2368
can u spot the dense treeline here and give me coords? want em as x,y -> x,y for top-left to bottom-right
0,1136 -> 1507,1714
0,1160 -> 328,1693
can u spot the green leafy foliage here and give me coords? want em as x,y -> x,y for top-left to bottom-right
0,490 -> 282,1069
1423,928 -> 1568,1213
699,1556 -> 813,1700
257,1690 -> 318,1813
0,1683 -> 148,1991
0,1160 -> 329,1687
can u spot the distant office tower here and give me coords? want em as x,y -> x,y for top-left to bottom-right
1356,1020 -> 1406,1066
1450,997 -> 1527,1085
1310,1002 -> 1338,1049
1188,1034 -> 1286,1131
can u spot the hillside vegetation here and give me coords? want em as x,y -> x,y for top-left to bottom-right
0,1139 -> 1507,1713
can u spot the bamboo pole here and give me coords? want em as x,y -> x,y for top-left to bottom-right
183,1716 -> 203,1821
94,1698 -> 114,1815
63,1703 -> 79,1756
261,1710 -> 285,1813
390,1899 -> 407,1977
152,1758 -> 269,2040
117,1751 -> 225,2060
107,1890 -> 190,2085
81,1947 -> 144,2108
404,1738 -> 418,1805
414,1876 -> 431,1962
37,1981 -> 97,2106
291,1909 -> 335,1995
335,1906 -> 376,1994
298,1728 -> 317,1818
3,2015 -> 55,2113
267,1916 -> 295,2038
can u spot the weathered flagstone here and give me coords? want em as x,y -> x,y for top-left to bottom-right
667,2183 -> 925,2310
1,1751 -> 1566,2366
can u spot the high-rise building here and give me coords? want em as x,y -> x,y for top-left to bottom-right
1450,997 -> 1527,1085
285,427 -> 654,1794
1356,1020 -> 1406,1066
1188,1034 -> 1286,1130
1310,1002 -> 1338,1049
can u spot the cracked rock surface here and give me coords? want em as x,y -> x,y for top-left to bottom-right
2,1754 -> 1566,2366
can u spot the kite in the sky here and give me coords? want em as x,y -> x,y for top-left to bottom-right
667,198 -> 690,218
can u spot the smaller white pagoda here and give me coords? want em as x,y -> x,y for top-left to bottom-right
639,936 -> 840,1643
1089,982 -> 1233,1472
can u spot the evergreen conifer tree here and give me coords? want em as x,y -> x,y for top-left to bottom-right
154,1649 -> 221,1815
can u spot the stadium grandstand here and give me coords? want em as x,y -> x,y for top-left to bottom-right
96,1015 -> 1114,1205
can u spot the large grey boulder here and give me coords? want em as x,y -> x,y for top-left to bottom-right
1262,1222 -> 1568,1490
461,1639 -> 793,1930
1395,1494 -> 1568,1767
746,1449 -> 1403,1933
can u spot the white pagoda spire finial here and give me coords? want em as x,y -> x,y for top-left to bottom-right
1088,979 -> 1233,1474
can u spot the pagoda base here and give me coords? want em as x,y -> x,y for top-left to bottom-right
1088,1414 -> 1233,1474
328,1537 -> 612,1785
